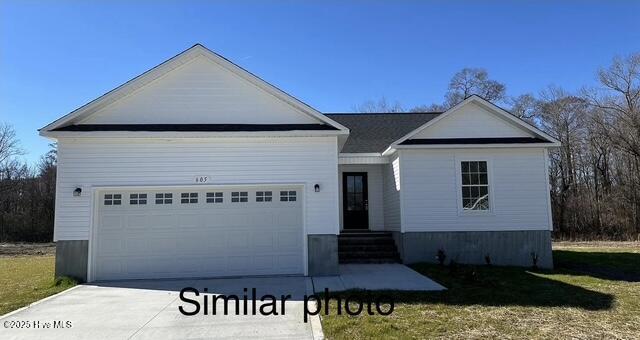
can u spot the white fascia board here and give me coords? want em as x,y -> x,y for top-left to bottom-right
388,95 -> 561,148
40,129 -> 348,139
338,153 -> 389,164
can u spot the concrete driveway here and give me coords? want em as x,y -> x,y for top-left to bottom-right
0,276 -> 321,340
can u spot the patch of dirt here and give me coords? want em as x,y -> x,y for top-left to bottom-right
554,241 -> 640,249
0,243 -> 56,257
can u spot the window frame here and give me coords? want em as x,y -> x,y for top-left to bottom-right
456,158 -> 493,215
103,193 -> 122,206
279,190 -> 297,202
180,192 -> 198,204
129,193 -> 148,205
231,191 -> 248,203
155,193 -> 173,205
206,192 -> 224,203
256,191 -> 273,202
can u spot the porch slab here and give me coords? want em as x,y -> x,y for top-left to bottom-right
311,264 -> 446,293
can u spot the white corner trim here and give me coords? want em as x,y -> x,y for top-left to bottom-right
544,149 -> 554,231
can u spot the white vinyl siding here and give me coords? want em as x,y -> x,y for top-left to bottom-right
411,101 -> 533,139
80,57 -> 318,125
382,154 -> 401,232
338,164 -> 385,231
53,136 -> 339,240
400,148 -> 551,232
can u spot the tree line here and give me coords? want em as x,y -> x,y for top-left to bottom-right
0,123 -> 56,242
1,53 -> 638,242
356,53 -> 640,241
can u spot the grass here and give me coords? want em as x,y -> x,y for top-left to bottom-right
0,256 -> 76,316
321,245 -> 640,339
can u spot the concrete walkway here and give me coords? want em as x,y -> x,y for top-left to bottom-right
1,265 -> 442,339
312,264 -> 446,293
0,277 -> 322,340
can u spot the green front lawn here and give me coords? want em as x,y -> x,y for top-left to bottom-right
321,245 -> 640,339
0,256 -> 76,315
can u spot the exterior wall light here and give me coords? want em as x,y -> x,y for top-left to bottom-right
314,184 -> 320,192
73,187 -> 82,197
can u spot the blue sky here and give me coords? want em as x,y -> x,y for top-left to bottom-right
1,1 -> 639,164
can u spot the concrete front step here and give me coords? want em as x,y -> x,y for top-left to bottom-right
338,232 -> 400,264
338,244 -> 398,251
339,250 -> 400,259
338,240 -> 396,247
338,258 -> 401,264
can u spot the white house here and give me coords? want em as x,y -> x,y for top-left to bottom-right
40,44 -> 559,282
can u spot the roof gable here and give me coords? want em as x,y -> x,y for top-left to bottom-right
389,96 -> 560,150
41,44 -> 347,133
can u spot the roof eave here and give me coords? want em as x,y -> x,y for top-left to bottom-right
40,129 -> 349,139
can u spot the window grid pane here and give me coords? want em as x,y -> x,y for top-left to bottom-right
206,192 -> 223,203
280,190 -> 297,202
256,191 -> 272,202
461,161 -> 489,211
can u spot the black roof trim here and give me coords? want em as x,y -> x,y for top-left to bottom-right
400,137 -> 549,145
324,112 -> 443,116
53,124 -> 338,132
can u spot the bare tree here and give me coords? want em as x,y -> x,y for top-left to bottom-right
0,123 -> 24,166
353,97 -> 405,113
445,68 -> 506,108
507,93 -> 538,122
584,53 -> 640,158
409,103 -> 447,112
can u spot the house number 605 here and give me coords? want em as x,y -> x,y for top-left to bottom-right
195,176 -> 209,183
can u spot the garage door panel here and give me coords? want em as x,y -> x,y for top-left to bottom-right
227,255 -> 251,273
147,214 -> 177,228
252,232 -> 274,249
277,232 -> 300,249
278,254 -> 301,271
98,237 -> 126,255
100,215 -> 123,230
126,214 -> 149,229
93,186 -> 304,281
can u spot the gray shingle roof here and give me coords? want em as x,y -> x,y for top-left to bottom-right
325,112 -> 442,153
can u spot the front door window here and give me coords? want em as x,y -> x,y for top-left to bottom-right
343,173 -> 369,229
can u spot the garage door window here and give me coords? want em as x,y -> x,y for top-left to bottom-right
129,193 -> 147,205
181,192 -> 198,204
104,194 -> 122,205
256,191 -> 272,202
155,193 -> 172,204
206,192 -> 223,203
280,191 -> 297,202
231,191 -> 248,203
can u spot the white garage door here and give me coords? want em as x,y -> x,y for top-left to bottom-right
92,185 -> 304,281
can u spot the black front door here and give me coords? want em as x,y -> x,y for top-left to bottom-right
343,172 -> 369,230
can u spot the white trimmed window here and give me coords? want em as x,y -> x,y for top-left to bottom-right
231,192 -> 248,203
129,193 -> 147,205
155,193 -> 172,204
206,192 -> 223,203
104,194 -> 122,206
461,161 -> 489,211
256,191 -> 272,202
181,192 -> 198,204
280,190 -> 297,202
